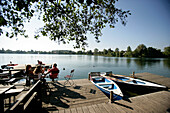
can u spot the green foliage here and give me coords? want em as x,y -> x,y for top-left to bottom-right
133,44 -> 147,57
86,50 -> 93,55
115,48 -> 119,57
94,48 -> 99,55
164,46 -> 170,57
125,46 -> 132,57
0,0 -> 131,50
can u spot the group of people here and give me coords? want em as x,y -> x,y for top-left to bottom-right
25,63 -> 60,85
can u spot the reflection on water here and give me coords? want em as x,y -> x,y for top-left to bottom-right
0,54 -> 170,79
163,58 -> 170,69
133,58 -> 161,70
126,58 -> 131,68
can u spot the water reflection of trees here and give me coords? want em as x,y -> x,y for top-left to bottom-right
91,56 -> 170,70
103,57 -> 112,63
126,58 -> 131,67
114,58 -> 119,64
133,58 -> 161,69
163,59 -> 170,69
94,56 -> 99,62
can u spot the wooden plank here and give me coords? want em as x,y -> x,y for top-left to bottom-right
65,108 -> 71,113
82,106 -> 90,113
92,104 -> 102,113
58,109 -> 64,113
114,99 -> 146,113
102,103 -> 115,113
97,103 -> 109,113
24,92 -> 37,110
70,107 -> 77,113
76,106 -> 84,113
87,105 -> 96,113
109,102 -> 127,113
129,93 -> 168,113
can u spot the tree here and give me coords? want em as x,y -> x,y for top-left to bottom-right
147,47 -> 163,58
77,50 -> 83,54
94,48 -> 99,55
107,48 -> 113,56
119,50 -> 125,57
127,46 -> 132,52
164,46 -> 170,57
115,48 -> 119,57
103,49 -> 108,55
0,0 -> 131,49
86,50 -> 93,55
125,46 -> 132,57
133,44 -> 147,57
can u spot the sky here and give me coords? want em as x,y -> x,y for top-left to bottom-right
0,0 -> 170,52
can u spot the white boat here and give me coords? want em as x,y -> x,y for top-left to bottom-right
89,72 -> 123,101
101,72 -> 167,92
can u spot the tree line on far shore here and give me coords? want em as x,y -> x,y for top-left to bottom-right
0,44 -> 170,58
88,44 -> 170,58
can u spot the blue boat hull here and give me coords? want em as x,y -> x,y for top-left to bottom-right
95,84 -> 122,101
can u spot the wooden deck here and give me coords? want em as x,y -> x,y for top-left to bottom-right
42,79 -> 108,111
52,90 -> 170,113
2,72 -> 169,113
42,73 -> 170,113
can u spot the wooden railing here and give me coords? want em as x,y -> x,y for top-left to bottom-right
8,80 -> 42,113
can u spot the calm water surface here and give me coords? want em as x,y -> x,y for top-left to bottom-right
0,54 -> 170,80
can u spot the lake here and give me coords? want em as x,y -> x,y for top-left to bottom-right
0,54 -> 170,80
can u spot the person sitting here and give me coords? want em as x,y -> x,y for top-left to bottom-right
26,65 -> 34,79
33,65 -> 45,83
25,65 -> 34,86
45,63 -> 59,82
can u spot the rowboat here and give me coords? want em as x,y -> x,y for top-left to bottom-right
89,72 -> 123,101
1,64 -> 18,69
101,72 -> 167,93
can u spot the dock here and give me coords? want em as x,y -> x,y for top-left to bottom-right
1,72 -> 170,113
42,79 -> 108,111
41,72 -> 170,113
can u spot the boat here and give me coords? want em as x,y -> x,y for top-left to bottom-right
1,64 -> 18,69
89,72 -> 123,101
101,71 -> 167,94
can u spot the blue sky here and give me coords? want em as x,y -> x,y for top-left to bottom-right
0,0 -> 170,52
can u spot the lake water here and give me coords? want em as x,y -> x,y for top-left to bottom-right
0,54 -> 170,80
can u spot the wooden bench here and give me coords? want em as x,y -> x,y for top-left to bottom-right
9,80 -> 42,113
5,88 -> 24,107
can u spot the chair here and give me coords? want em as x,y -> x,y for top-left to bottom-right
64,69 -> 75,86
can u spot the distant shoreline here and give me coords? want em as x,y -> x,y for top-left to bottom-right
0,53 -> 169,59
0,44 -> 170,58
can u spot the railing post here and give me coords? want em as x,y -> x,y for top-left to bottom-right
132,71 -> 135,78
110,91 -> 113,103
